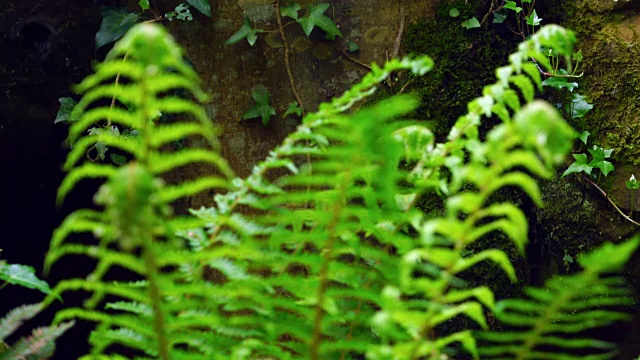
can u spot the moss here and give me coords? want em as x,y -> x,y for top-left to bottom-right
402,0 -> 517,140
559,2 -> 640,164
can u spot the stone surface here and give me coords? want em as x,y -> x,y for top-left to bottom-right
165,0 -> 440,207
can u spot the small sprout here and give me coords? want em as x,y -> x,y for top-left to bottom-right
283,101 -> 303,119
449,8 -> 460,18
461,17 -> 481,29
346,40 -> 360,53
242,86 -> 276,126
626,174 -> 639,190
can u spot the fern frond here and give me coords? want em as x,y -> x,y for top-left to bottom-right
57,163 -> 118,204
47,23 -> 239,359
0,304 -> 41,341
0,318 -> 73,360
478,237 -> 640,360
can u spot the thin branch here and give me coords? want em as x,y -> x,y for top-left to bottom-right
275,0 -> 305,112
391,2 -> 405,59
480,0 -> 502,26
107,51 -> 129,127
342,49 -> 372,70
582,175 -> 640,227
398,77 -> 415,94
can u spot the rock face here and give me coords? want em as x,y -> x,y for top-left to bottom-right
163,0 -> 440,207
0,1 -> 103,359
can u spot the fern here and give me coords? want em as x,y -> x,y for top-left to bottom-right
182,25 -> 583,360
478,237 -> 640,360
45,23 -> 235,360
44,22 -> 638,360
0,304 -> 73,360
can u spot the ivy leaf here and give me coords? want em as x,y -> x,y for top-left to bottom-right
281,3 -> 302,20
297,3 -> 343,39
138,0 -> 149,10
225,17 -> 262,46
54,97 -> 78,124
592,160 -> 614,176
626,175 -> 639,190
493,11 -> 506,24
96,142 -> 108,160
110,153 -> 128,165
174,3 -> 193,21
588,146 -> 614,176
573,50 -> 583,62
449,8 -> 460,18
504,1 -> 522,13
525,9 -> 542,26
0,263 -> 52,295
461,17 -> 481,29
95,7 -> 139,49
562,153 -> 592,177
346,40 -> 360,52
541,75 -> 578,92
283,101 -> 303,118
187,0 -> 211,17
579,130 -> 590,145
242,87 -> 276,126
564,93 -> 593,119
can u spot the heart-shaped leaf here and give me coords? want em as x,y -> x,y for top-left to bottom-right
504,1 -> 522,13
346,40 -> 360,53
54,97 -> 78,124
187,0 -> 211,17
283,101 -> 303,118
564,93 -> 593,119
562,153 -> 592,177
526,9 -> 542,26
242,87 -> 276,126
0,263 -> 52,295
461,17 -> 481,29
541,75 -> 578,92
588,146 -> 615,176
297,3 -> 342,39
579,130 -> 590,145
95,7 -> 140,49
281,3 -> 301,20
226,17 -> 262,46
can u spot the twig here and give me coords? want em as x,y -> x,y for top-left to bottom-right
275,0 -> 305,112
107,51 -> 129,127
398,77 -> 415,94
582,175 -> 640,227
391,2 -> 405,60
480,0 -> 501,26
342,49 -> 372,70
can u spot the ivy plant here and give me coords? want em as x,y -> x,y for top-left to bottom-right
562,131 -> 615,178
296,3 -> 342,39
226,1 -> 342,125
242,86 -> 277,126
96,0 -> 211,49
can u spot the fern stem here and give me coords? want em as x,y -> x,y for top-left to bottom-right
139,64 -> 170,360
309,175 -> 349,360
142,234 -> 171,360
